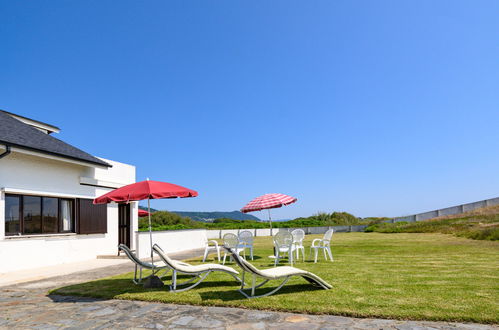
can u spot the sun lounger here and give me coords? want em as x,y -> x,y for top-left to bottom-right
152,244 -> 241,292
225,247 -> 332,298
118,244 -> 169,284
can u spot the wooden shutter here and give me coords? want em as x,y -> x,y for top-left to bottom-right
77,198 -> 107,234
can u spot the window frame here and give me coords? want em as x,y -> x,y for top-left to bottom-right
4,193 -> 76,236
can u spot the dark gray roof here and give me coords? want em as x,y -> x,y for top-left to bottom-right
0,111 -> 110,167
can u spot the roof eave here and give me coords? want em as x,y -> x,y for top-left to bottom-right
0,142 -> 112,168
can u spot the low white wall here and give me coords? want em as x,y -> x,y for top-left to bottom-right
141,225 -> 366,259
0,234 -> 112,273
135,229 -> 207,259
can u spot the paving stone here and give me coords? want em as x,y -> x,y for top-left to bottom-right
79,305 -> 102,312
245,311 -> 280,321
170,315 -> 196,326
227,321 -> 266,330
188,315 -> 225,328
93,307 -> 117,317
142,323 -> 166,329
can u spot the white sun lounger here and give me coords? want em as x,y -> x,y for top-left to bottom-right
152,244 -> 241,292
225,247 -> 332,298
118,244 -> 169,284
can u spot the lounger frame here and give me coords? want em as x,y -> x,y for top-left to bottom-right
118,244 -> 169,284
153,244 -> 241,292
225,247 -> 332,299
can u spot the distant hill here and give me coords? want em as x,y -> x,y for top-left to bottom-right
171,211 -> 261,222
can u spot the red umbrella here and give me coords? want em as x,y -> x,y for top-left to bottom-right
94,180 -> 197,204
138,209 -> 150,217
94,179 -> 198,260
241,193 -> 297,233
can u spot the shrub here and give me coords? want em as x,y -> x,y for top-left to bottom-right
138,211 -> 201,231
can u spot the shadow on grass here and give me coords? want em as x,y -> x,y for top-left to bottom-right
199,283 -> 323,301
48,275 -> 321,304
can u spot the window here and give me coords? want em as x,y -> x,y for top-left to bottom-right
60,199 -> 74,232
4,194 -> 76,236
23,196 -> 41,234
5,195 -> 20,235
43,197 -> 58,233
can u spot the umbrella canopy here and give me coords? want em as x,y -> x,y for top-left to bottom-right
94,179 -> 198,263
138,209 -> 150,217
241,193 -> 297,213
94,180 -> 198,204
241,193 -> 297,234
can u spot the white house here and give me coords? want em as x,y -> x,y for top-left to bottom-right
0,110 -> 138,272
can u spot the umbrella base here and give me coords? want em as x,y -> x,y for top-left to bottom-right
143,275 -> 164,289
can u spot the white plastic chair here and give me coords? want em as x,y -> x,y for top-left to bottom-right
273,231 -> 295,266
310,228 -> 334,263
202,235 -> 221,263
291,229 -> 305,262
222,233 -> 244,265
238,230 -> 254,260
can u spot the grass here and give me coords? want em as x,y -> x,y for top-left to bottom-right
366,205 -> 499,241
50,233 -> 499,324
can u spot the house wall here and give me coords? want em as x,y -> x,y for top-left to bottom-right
0,151 -> 137,273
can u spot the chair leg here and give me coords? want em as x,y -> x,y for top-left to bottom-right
223,253 -> 227,265
327,247 -> 333,261
133,264 -> 139,284
238,277 -> 290,299
216,247 -> 221,262
170,272 -> 211,293
202,247 -> 209,262
251,274 -> 256,297
250,247 -> 254,260
314,248 -> 318,263
172,270 -> 177,291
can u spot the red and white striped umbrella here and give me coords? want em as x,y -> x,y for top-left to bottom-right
241,193 -> 297,233
241,193 -> 297,213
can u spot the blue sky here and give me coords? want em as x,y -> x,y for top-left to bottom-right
1,1 -> 498,219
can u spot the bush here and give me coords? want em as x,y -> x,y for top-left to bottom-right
138,211 -> 201,231
365,221 -> 408,233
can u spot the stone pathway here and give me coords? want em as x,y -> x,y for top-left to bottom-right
0,252 -> 496,329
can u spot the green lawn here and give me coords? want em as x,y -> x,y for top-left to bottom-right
50,233 -> 499,323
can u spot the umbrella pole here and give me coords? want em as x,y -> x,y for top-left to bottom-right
268,209 -> 273,236
148,198 -> 154,265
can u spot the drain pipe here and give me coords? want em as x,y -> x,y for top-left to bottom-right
0,145 -> 11,160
